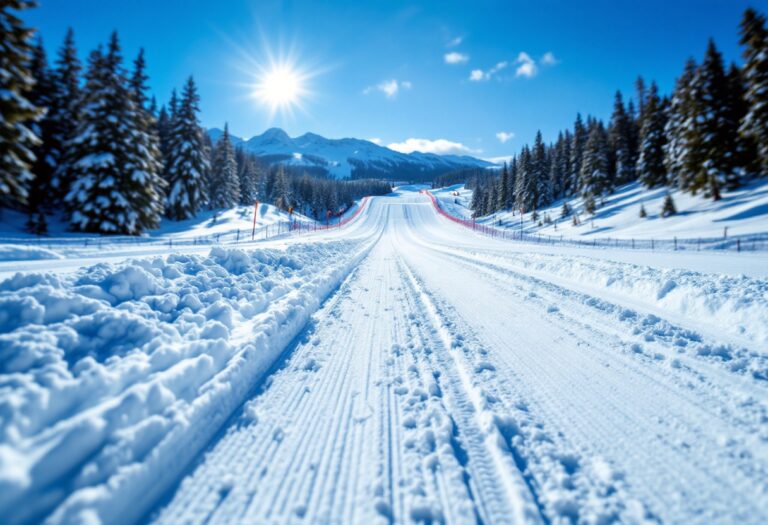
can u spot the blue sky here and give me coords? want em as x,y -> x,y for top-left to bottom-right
27,0 -> 767,159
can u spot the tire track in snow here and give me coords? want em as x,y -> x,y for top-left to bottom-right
394,205 -> 768,523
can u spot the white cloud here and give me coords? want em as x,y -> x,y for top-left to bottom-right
541,51 -> 558,65
364,79 -> 412,98
468,61 -> 508,82
368,137 -> 382,145
495,131 -> 515,143
515,52 -> 537,78
447,36 -> 463,47
444,51 -> 469,64
387,138 -> 481,156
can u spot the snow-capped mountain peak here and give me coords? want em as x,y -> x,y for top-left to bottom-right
207,127 -> 494,180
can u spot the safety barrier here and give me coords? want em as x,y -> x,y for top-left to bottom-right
422,190 -> 768,252
0,198 -> 372,253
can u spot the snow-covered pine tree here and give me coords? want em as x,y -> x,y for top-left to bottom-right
26,36 -> 55,232
66,33 -> 163,234
637,82 -> 668,188
126,48 -> 165,229
739,8 -> 768,175
635,76 -> 647,132
208,123 -> 240,209
626,99 -> 640,170
515,144 -> 531,212
548,134 -> 564,200
688,40 -> 733,199
569,114 -> 587,195
580,120 -> 611,202
238,151 -> 260,205
608,91 -> 635,185
165,77 -> 208,219
532,130 -> 549,209
727,63 -> 758,180
661,193 -> 677,217
496,162 -> 510,210
49,28 -> 82,201
639,204 -> 647,218
0,0 -> 41,210
664,58 -> 698,190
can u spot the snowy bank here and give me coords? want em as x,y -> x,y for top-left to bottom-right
0,238 -> 372,525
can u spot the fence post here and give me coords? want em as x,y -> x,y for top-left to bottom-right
737,239 -> 741,252
674,237 -> 677,251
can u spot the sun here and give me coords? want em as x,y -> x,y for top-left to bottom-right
253,63 -> 308,115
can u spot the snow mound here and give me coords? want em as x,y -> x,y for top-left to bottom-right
0,245 -> 63,261
0,238 -> 372,525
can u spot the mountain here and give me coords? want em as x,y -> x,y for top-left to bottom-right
207,127 -> 495,181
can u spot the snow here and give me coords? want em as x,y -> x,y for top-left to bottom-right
435,178 -> 768,242
2,187 -> 768,524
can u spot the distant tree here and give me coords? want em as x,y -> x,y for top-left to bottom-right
726,63 -> 757,182
49,28 -> 82,200
272,165 -> 292,211
560,201 -> 570,218
208,123 -> 240,209
569,113 -> 587,195
639,204 -> 647,218
496,162 -> 511,210
688,40 -> 733,199
664,58 -> 698,190
739,7 -> 768,175
580,120 -> 611,202
25,37 -> 54,232
637,82 -> 668,188
238,150 -> 260,205
0,0 -> 41,210
165,77 -> 208,219
608,91 -> 636,185
661,193 -> 677,217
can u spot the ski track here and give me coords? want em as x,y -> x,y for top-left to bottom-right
3,190 -> 768,524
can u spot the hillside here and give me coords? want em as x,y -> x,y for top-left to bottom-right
434,178 -> 768,242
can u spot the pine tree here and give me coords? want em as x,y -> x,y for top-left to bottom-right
272,165 -> 292,211
240,152 -> 260,205
0,0 -> 41,209
496,162 -> 510,210
208,123 -> 240,209
26,36 -> 55,231
608,91 -> 635,185
739,8 -> 768,175
165,77 -> 208,219
688,40 -> 733,199
49,28 -> 82,200
639,204 -> 647,218
637,82 -> 668,188
635,76 -> 647,131
580,120 -> 611,201
664,58 -> 698,190
727,63 -> 758,180
661,193 -> 677,217
531,130 -> 549,209
126,48 -> 166,229
560,202 -> 570,218
65,33 -> 163,234
569,113 -> 587,195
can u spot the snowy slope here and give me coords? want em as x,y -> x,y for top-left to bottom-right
210,127 -> 494,180
2,188 -> 768,524
435,178 -> 768,242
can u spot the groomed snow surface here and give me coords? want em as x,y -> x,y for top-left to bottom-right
1,187 -> 768,524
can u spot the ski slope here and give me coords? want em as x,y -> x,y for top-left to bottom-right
1,188 -> 768,524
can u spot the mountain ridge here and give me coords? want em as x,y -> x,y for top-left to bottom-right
207,127 -> 495,181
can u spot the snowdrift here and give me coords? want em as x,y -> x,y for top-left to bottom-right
0,238 -> 372,525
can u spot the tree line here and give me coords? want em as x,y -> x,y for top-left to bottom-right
0,1 -> 390,235
470,8 -> 768,220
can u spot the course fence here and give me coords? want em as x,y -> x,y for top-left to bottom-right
0,197 -> 372,253
423,190 -> 768,252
